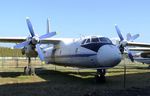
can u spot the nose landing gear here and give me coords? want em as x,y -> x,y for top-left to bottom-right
24,57 -> 35,75
95,69 -> 106,83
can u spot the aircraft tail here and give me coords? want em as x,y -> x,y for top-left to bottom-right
47,18 -> 50,33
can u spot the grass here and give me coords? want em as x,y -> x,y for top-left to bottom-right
0,59 -> 150,96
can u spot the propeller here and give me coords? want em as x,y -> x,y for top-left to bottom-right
126,33 -> 139,42
115,24 -> 127,53
115,24 -> 136,62
14,17 -> 56,61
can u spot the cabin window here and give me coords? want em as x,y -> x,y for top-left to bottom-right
75,48 -> 78,53
60,50 -> 61,55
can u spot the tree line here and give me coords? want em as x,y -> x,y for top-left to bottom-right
0,47 -> 25,57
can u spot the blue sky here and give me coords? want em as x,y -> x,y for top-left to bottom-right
0,0 -> 150,45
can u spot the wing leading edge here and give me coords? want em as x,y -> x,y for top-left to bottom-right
127,41 -> 150,47
129,47 -> 150,51
0,37 -> 61,45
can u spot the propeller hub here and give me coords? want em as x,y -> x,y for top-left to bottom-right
120,40 -> 127,47
32,36 -> 40,44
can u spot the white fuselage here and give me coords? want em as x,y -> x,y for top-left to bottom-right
132,51 -> 150,64
43,36 -> 122,69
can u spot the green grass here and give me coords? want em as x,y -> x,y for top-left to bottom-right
0,60 -> 150,96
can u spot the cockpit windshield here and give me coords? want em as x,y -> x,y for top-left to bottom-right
81,37 -> 112,45
99,37 -> 112,43
91,38 -> 99,43
81,39 -> 86,44
86,39 -> 90,43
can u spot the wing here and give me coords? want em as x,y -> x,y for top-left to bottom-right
0,37 -> 61,44
40,38 -> 61,44
127,41 -> 150,47
0,37 -> 26,43
129,47 -> 150,51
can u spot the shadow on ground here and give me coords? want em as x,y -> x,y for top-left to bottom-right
0,72 -> 23,77
0,68 -> 150,96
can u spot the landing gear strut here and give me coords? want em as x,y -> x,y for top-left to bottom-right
24,57 -> 35,75
95,69 -> 106,83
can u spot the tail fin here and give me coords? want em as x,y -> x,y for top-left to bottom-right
47,18 -> 50,33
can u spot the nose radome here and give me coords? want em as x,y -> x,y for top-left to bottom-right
97,45 -> 122,67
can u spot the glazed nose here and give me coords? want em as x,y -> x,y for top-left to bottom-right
97,45 -> 122,67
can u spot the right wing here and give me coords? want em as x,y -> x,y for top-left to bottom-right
127,41 -> 150,47
129,47 -> 150,51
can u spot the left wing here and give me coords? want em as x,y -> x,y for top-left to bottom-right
40,38 -> 61,44
0,37 -> 61,45
0,37 -> 26,43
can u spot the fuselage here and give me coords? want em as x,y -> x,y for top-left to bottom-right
132,51 -> 150,64
43,36 -> 122,69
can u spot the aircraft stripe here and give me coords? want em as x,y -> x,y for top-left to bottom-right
134,58 -> 150,60
81,43 -> 113,52
52,54 -> 96,58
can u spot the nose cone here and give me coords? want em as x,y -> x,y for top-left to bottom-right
97,45 -> 122,67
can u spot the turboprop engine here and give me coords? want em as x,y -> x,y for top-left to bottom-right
21,45 -> 38,57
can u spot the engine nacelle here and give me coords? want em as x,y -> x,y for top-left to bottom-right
141,52 -> 150,58
22,45 -> 38,57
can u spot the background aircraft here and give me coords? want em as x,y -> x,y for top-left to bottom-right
113,25 -> 150,66
0,18 -> 150,82
128,47 -> 150,66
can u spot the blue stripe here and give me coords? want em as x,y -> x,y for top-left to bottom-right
135,58 -> 150,60
81,43 -> 113,52
53,54 -> 96,58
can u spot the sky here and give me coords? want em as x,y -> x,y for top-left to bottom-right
0,0 -> 150,47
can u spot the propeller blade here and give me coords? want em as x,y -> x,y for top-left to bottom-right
126,48 -> 134,62
36,44 -> 45,61
26,17 -> 35,37
127,33 -> 139,41
14,41 -> 30,48
115,24 -> 124,41
39,31 -> 56,39
130,34 -> 139,41
128,52 -> 134,62
126,33 -> 131,41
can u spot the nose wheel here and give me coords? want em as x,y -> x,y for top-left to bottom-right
24,57 -> 35,75
95,69 -> 106,83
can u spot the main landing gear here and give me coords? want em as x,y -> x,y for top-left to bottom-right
24,57 -> 35,75
95,69 -> 106,83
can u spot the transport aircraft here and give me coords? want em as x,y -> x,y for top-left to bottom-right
0,17 -> 150,82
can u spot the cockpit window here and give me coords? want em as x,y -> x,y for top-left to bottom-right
81,37 -> 112,45
99,37 -> 112,43
91,38 -> 99,43
81,39 -> 87,44
86,39 -> 90,43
